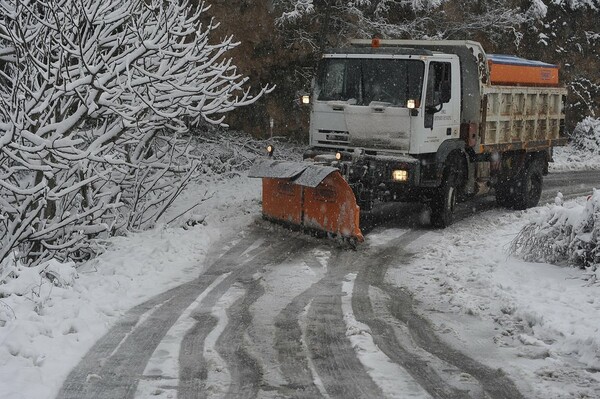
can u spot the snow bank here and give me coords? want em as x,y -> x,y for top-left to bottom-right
511,190 -> 600,278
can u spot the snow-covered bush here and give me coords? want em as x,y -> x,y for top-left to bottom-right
570,117 -> 600,154
189,128 -> 304,179
0,0 -> 270,267
511,191 -> 600,279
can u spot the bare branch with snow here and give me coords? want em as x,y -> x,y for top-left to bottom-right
0,0 -> 271,266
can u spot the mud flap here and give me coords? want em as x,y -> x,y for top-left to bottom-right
249,160 -> 364,242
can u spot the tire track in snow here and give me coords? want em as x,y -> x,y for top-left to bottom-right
385,283 -> 525,399
305,271 -> 385,398
56,276 -> 220,399
178,313 -> 217,399
341,272 -> 432,398
273,277 -> 325,398
217,279 -> 264,398
246,248 -> 327,396
57,226 -> 305,399
203,285 -> 247,398
354,229 -> 525,399
177,233 -> 311,399
133,273 -> 230,398
300,299 -> 331,399
353,230 -> 469,398
274,249 -> 384,398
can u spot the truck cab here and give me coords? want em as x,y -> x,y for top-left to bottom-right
309,48 -> 462,156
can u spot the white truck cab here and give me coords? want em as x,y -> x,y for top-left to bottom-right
310,51 -> 462,155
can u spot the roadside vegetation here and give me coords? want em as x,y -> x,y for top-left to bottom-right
0,0 -> 271,268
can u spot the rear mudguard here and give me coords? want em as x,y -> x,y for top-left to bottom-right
249,159 -> 364,242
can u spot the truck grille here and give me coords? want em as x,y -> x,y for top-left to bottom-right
317,129 -> 349,145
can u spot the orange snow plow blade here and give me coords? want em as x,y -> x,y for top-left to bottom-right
249,160 -> 364,242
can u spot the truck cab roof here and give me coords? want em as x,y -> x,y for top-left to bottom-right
323,47 -> 433,57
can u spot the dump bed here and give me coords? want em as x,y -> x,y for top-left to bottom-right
479,85 -> 568,153
480,55 -> 566,153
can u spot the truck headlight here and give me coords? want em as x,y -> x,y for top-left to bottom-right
392,170 -> 408,182
301,95 -> 310,105
267,145 -> 274,157
407,99 -> 416,109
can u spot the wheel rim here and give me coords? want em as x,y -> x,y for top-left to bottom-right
446,186 -> 456,217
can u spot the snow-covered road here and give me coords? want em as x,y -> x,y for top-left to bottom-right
56,225 -> 525,399
2,169 -> 600,399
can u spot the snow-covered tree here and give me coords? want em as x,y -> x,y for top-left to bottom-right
0,0 -> 271,266
272,0 -> 533,49
570,117 -> 600,154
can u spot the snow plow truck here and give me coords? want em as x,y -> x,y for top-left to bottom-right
249,39 -> 568,243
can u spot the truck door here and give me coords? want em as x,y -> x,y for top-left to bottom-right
421,60 -> 460,153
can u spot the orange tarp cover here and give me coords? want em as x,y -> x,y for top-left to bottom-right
488,54 -> 559,87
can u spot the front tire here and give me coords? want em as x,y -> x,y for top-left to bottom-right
431,173 -> 458,228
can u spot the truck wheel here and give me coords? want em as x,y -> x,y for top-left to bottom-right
495,180 -> 513,208
431,172 -> 458,228
513,159 -> 544,210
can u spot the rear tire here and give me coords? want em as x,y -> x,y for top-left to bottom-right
495,159 -> 543,210
513,159 -> 543,210
495,180 -> 513,208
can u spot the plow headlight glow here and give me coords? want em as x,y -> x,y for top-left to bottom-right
301,95 -> 310,105
335,152 -> 342,161
267,145 -> 274,156
392,170 -> 408,182
407,99 -> 416,109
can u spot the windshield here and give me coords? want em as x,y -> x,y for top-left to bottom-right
315,58 -> 425,107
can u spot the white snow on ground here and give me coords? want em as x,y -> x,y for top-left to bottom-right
0,176 -> 261,399
134,272 -> 230,399
341,273 -> 432,399
1,141 -> 600,399
203,284 -> 247,398
389,205 -> 600,398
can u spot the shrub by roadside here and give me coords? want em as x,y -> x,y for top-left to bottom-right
571,117 -> 600,154
511,191 -> 600,283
